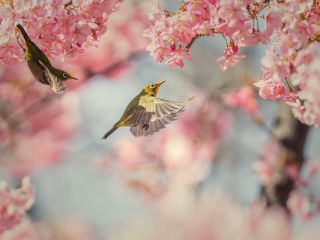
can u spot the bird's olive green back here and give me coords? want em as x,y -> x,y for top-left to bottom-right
118,90 -> 149,122
17,24 -> 53,69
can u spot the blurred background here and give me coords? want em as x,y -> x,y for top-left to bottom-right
1,1 -> 320,239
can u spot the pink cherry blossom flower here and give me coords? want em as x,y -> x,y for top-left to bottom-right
289,42 -> 320,127
0,177 -> 34,235
265,11 -> 283,36
0,0 -> 124,65
288,191 -> 313,220
254,141 -> 281,184
217,45 -> 245,71
72,1 -> 150,75
72,23 -> 92,47
0,43 -> 23,65
254,80 -> 286,100
166,48 -> 192,67
222,86 -> 258,116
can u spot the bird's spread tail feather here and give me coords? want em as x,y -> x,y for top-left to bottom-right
102,126 -> 118,140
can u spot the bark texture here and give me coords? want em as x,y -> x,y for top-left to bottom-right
260,103 -> 310,209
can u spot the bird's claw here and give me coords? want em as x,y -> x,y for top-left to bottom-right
142,124 -> 149,130
16,36 -> 26,51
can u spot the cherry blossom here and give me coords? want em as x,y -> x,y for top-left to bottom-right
0,177 -> 34,235
72,1 -> 150,77
288,191 -> 314,220
144,0 -> 320,127
0,0 -> 320,239
217,44 -> 245,70
143,0 -> 269,68
288,42 -> 320,127
222,85 -> 258,116
0,0 -> 124,65
253,141 -> 281,185
286,159 -> 320,220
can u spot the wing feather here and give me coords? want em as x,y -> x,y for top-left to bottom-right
129,97 -> 187,137
131,110 -> 141,123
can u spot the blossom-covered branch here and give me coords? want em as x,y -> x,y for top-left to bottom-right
144,0 -> 320,127
0,0 -> 123,65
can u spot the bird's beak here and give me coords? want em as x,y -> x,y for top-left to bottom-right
156,80 -> 166,86
68,76 -> 78,80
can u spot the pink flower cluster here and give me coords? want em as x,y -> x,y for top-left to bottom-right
253,1 -> 320,126
287,42 -> 320,127
254,141 -> 281,185
72,1 -> 150,77
217,44 -> 245,71
145,0 -> 320,127
222,86 -> 258,116
0,177 -> 34,235
143,0 -> 274,68
287,161 -> 320,220
0,0 -> 123,65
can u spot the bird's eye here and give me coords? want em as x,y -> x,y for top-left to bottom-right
62,72 -> 68,79
150,84 -> 155,89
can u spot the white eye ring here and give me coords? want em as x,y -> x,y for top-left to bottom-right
150,84 -> 155,89
63,72 -> 68,78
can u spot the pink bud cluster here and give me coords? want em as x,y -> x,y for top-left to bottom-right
0,177 -> 34,235
0,0 -> 123,65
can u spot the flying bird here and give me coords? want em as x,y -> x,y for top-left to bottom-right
16,24 -> 77,93
102,81 -> 191,139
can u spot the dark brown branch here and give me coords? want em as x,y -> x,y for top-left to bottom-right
260,103 -> 310,210
185,36 -> 200,50
185,34 -> 211,50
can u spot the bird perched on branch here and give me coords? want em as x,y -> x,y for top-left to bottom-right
16,24 -> 77,93
102,81 -> 192,139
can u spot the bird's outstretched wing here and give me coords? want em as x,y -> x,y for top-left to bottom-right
129,97 -> 186,137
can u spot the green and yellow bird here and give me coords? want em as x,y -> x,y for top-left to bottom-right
16,24 -> 77,93
102,81 -> 190,139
